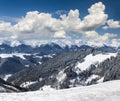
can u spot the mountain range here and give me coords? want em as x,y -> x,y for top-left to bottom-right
0,42 -> 119,92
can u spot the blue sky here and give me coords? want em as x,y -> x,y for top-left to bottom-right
0,0 -> 119,46
0,0 -> 119,20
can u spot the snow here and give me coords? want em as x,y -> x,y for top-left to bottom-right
39,78 -> 43,82
86,40 -> 105,47
49,39 -> 72,48
56,70 -> 66,83
20,81 -> 37,88
0,53 -> 30,59
43,55 -> 53,58
69,79 -> 76,87
75,53 -> 117,72
0,80 -> 120,101
10,40 -> 21,47
34,55 -> 43,59
25,65 -> 29,67
21,39 -> 72,48
35,54 -> 55,59
8,39 -> 82,48
97,77 -> 104,83
3,74 -> 12,81
85,74 -> 99,84
0,38 -> 119,48
38,62 -> 42,64
41,85 -> 55,91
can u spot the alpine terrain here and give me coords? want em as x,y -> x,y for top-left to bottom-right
0,0 -> 120,101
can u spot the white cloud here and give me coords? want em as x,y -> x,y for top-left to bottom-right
54,30 -> 66,38
0,21 -> 12,32
110,39 -> 120,47
0,2 -> 119,47
100,33 -> 117,41
84,31 -> 117,42
60,2 -> 108,33
84,31 -> 99,39
0,21 -> 14,41
103,19 -> 120,29
13,11 -> 61,40
60,9 -> 81,33
81,2 -> 108,31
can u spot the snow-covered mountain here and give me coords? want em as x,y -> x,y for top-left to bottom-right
0,52 -> 55,79
74,53 -> 117,72
0,80 -> 120,101
7,47 -> 120,91
0,42 -> 117,78
0,39 -> 79,48
0,41 -> 119,92
0,42 -> 118,54
1,39 -> 120,48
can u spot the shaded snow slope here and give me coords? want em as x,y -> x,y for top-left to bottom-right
0,80 -> 120,101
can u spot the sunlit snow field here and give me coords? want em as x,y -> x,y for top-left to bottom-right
0,80 -> 120,101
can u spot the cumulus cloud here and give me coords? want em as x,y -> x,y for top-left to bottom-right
84,31 -> 117,42
100,33 -> 117,42
111,39 -> 120,47
0,21 -> 14,41
59,2 -> 108,33
84,34 -> 118,47
12,2 -> 109,40
103,19 -> 120,29
13,11 -> 61,40
0,21 -> 12,32
0,2 -> 119,47
81,2 -> 108,31
60,9 -> 81,33
54,30 -> 66,38
84,31 -> 99,39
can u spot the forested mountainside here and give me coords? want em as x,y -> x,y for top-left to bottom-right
0,43 -> 118,76
0,43 -> 118,92
7,48 -> 120,91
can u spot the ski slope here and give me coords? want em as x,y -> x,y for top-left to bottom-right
0,80 -> 120,101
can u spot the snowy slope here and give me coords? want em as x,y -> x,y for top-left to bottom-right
0,80 -> 120,101
75,53 -> 117,72
0,53 -> 30,59
3,74 -> 12,81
